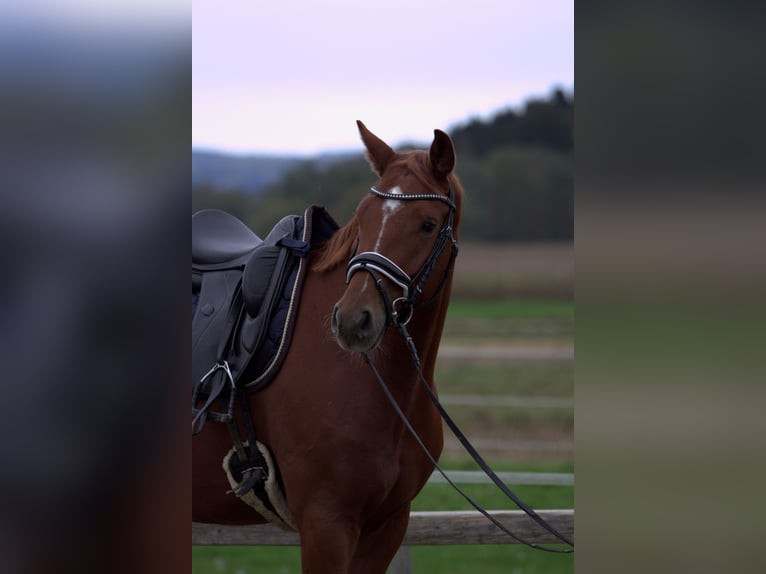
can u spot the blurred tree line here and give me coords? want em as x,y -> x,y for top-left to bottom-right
193,88 -> 572,242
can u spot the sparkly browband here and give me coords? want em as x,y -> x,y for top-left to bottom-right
370,186 -> 456,210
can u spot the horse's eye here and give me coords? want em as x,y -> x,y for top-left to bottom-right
420,220 -> 437,234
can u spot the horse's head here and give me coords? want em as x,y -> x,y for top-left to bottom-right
331,120 -> 460,352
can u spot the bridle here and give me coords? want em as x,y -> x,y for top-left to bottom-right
345,182 -> 459,326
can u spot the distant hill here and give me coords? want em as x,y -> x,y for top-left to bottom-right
193,87 -> 573,242
192,149 -> 359,194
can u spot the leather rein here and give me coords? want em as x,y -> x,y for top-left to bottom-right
346,184 -> 574,553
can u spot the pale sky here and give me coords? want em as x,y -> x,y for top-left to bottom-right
193,0 -> 573,155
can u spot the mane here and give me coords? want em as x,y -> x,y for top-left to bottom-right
312,214 -> 359,272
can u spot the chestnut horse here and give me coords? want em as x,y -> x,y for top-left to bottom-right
192,121 -> 462,573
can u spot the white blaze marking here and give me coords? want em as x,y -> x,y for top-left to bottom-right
374,186 -> 403,251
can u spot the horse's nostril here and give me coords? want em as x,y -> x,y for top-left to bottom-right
332,302 -> 380,351
358,309 -> 371,332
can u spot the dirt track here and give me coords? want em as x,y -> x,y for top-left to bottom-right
451,242 -> 573,299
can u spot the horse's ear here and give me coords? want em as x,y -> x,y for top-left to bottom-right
429,129 -> 455,179
357,120 -> 395,176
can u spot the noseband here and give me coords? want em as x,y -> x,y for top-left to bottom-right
346,183 -> 458,326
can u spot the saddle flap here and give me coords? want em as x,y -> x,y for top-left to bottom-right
241,244 -> 283,317
241,215 -> 300,317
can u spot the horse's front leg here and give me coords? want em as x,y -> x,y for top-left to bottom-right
296,504 -> 361,574
349,505 -> 410,574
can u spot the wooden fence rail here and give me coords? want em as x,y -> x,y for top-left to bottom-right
439,394 -> 573,409
427,470 -> 573,486
192,509 -> 573,546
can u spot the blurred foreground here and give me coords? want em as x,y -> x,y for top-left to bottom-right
0,11 -> 190,574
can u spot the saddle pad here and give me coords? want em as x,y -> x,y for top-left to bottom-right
240,204 -> 338,391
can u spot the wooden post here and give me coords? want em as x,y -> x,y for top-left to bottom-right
388,546 -> 412,574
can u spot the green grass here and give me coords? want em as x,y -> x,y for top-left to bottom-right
436,363 -> 573,396
433,361 -> 574,437
193,546 -> 302,573
443,300 -> 573,341
410,459 -> 573,512
408,544 -> 572,574
446,300 -> 574,320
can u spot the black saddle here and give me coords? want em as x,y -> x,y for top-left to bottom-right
192,209 -> 263,266
192,209 -> 307,432
191,206 -> 339,435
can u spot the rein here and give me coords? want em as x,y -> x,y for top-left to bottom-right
347,183 -> 574,552
363,322 -> 574,552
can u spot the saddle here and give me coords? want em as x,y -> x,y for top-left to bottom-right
191,205 -> 339,433
191,205 -> 338,513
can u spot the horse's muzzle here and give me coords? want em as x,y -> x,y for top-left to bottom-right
331,301 -> 385,352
